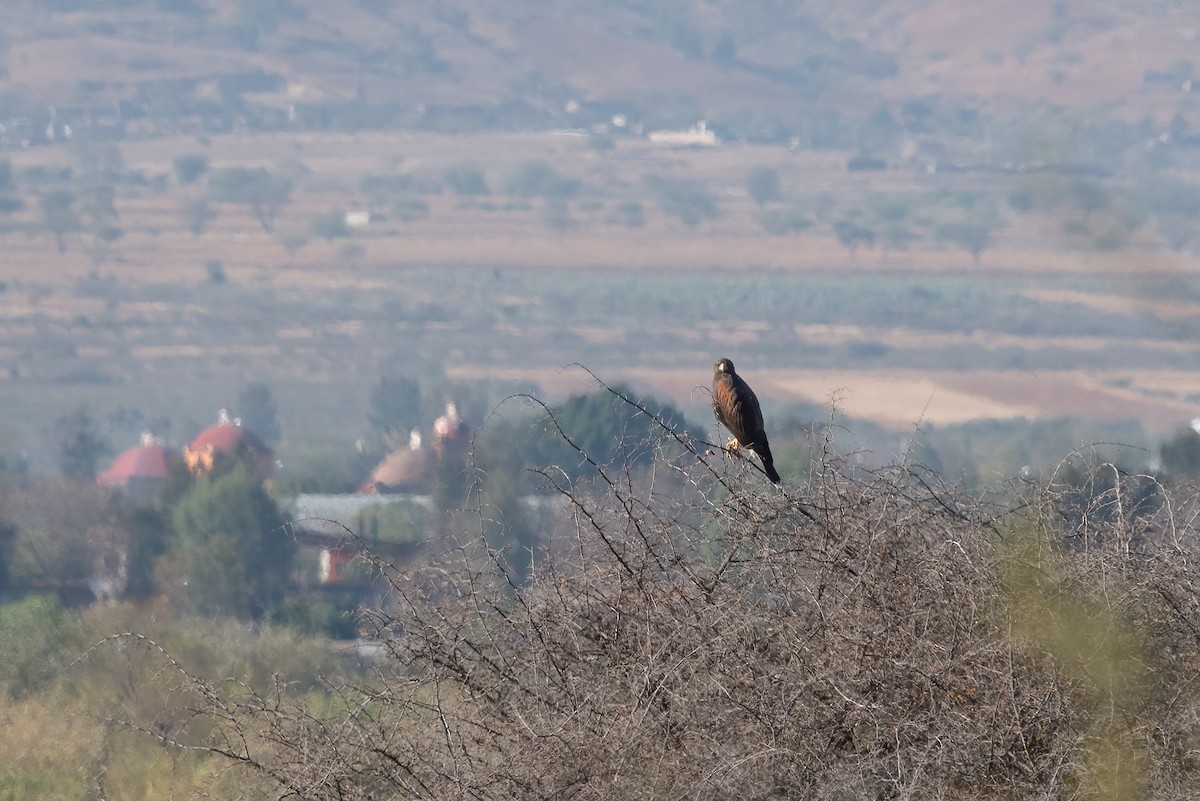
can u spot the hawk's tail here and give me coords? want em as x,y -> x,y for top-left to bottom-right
754,444 -> 782,484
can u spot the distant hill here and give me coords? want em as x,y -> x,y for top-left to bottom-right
2,0 -> 1197,152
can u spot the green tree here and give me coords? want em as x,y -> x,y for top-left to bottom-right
237,0 -> 303,35
1008,188 -> 1035,212
0,595 -> 74,697
0,511 -> 14,596
166,463 -> 292,619
390,197 -> 429,221
0,159 -> 17,224
1160,426 -> 1200,480
424,452 -> 465,519
41,189 -> 79,253
1156,213 -> 1196,252
712,28 -> 737,64
157,0 -> 207,17
745,166 -> 781,205
479,463 -> 536,585
73,139 -> 124,267
503,161 -> 581,200
181,196 -> 217,236
858,105 -> 901,153
7,478 -> 124,591
1069,178 -> 1109,220
369,376 -> 422,447
878,223 -> 917,257
542,198 -> 572,232
586,131 -> 615,152
444,162 -> 489,196
205,258 -> 227,283
935,219 -> 995,267
1140,175 -> 1200,219
56,406 -> 110,481
642,174 -> 719,227
80,192 -> 122,268
612,200 -> 645,227
237,382 -> 282,443
867,193 -> 910,225
834,218 -> 875,258
208,167 -> 293,232
529,386 -> 694,483
756,206 -> 811,235
173,153 -> 209,185
310,209 -> 351,241
120,504 -> 170,598
359,174 -> 415,205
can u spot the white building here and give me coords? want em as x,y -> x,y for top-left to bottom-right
648,120 -> 718,147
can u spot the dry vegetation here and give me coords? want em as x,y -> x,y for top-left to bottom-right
86,394 -> 1200,799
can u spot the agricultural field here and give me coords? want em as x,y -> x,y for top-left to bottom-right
0,125 -> 1198,478
0,0 -> 1195,477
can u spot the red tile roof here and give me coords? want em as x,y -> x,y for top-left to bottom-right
189,423 -> 270,455
98,442 -> 173,486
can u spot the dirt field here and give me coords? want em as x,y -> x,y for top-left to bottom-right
443,363 -> 1200,437
2,128 -> 1198,466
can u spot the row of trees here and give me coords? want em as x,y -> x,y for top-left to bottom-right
5,123 -> 1200,265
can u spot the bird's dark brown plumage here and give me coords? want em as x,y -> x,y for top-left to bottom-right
712,358 -> 781,483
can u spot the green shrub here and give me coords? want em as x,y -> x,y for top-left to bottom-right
642,173 -> 718,227
166,464 -> 293,620
503,161 -> 581,200
0,595 -> 75,698
755,206 -> 811,235
444,163 -> 490,196
611,200 -> 644,227
745,166 -> 781,205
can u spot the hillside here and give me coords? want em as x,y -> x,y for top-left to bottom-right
4,0 -> 1198,139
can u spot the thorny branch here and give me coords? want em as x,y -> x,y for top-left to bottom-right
84,377 -> 1200,800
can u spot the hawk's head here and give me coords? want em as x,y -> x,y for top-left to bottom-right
714,358 -> 736,375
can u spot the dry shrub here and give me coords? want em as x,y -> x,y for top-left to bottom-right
101,393 -> 1200,800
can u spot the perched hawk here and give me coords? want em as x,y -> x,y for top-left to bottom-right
712,358 -> 781,484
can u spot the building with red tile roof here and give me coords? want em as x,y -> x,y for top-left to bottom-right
98,432 -> 176,500
184,409 -> 275,480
